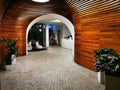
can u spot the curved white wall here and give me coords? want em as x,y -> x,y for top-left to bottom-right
26,14 -> 75,55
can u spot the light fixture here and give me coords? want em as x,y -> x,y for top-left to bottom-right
39,29 -> 42,32
32,0 -> 49,3
50,20 -> 61,22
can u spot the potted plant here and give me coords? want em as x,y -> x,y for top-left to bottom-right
0,38 -> 19,65
94,48 -> 120,90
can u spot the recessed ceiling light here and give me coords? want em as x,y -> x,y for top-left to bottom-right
50,20 -> 61,22
32,0 -> 49,3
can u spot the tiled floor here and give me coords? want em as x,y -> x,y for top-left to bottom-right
0,46 -> 105,90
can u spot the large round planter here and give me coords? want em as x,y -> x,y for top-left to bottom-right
106,74 -> 120,90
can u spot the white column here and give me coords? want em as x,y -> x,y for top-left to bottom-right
46,24 -> 49,47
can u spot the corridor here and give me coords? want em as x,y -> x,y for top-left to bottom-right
0,47 -> 104,90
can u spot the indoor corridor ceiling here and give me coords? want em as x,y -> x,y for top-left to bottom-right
1,0 -> 120,23
0,0 -> 72,25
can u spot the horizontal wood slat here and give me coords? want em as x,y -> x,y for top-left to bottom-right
0,0 -> 72,64
65,0 -> 120,71
1,0 -> 120,72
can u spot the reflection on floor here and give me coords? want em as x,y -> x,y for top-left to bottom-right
0,46 -> 105,90
28,47 -> 47,52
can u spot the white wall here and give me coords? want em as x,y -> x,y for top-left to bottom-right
48,24 -> 73,50
61,39 -> 73,50
62,25 -> 71,39
60,25 -> 73,50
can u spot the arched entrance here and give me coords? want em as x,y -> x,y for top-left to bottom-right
26,14 -> 75,55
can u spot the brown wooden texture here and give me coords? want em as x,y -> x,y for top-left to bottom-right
0,0 -> 13,24
1,0 -> 120,71
0,0 -> 17,65
0,0 -> 72,65
65,0 -> 120,71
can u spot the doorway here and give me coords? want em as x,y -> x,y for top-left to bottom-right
26,14 -> 75,56
27,23 -> 46,51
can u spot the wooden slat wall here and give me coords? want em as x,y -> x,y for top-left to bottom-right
0,0 -> 13,65
0,0 -> 6,23
0,0 -> 13,24
1,0 -> 120,71
65,0 -> 120,71
0,0 -> 72,64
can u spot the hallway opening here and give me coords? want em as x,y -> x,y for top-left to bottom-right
26,14 -> 75,56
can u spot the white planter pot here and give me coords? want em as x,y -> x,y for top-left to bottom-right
97,71 -> 105,84
28,42 -> 32,50
11,54 -> 16,64
5,54 -> 16,70
106,75 -> 120,90
28,41 -> 32,47
36,42 -> 43,49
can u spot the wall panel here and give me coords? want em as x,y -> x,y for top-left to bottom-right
65,0 -> 120,71
0,0 -> 14,66
0,0 -> 72,65
1,0 -> 120,71
0,0 -> 13,24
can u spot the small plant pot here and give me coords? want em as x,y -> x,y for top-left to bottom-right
28,42 -> 32,50
11,54 -> 16,64
97,71 -> 105,84
36,41 -> 43,49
